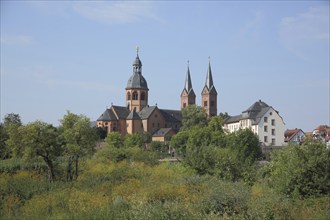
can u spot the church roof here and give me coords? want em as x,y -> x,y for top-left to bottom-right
182,65 -> 195,96
133,55 -> 142,66
126,73 -> 148,89
152,128 -> 173,137
97,108 -> 117,121
203,61 -> 217,94
126,53 -> 148,90
112,105 -> 130,119
159,109 -> 182,123
139,106 -> 157,119
127,109 -> 141,120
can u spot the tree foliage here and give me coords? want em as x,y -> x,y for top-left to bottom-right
105,132 -> 123,148
181,105 -> 208,130
20,121 -> 62,182
59,111 -> 98,180
2,113 -> 23,159
265,141 -> 330,198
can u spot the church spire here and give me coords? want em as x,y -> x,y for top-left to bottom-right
181,60 -> 196,109
201,57 -> 217,117
133,46 -> 142,74
205,57 -> 214,90
184,61 -> 193,93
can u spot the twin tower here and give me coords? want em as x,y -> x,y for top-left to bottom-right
180,61 -> 218,117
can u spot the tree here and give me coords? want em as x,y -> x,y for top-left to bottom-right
170,130 -> 189,156
267,141 -> 330,198
219,112 -> 230,121
21,121 -> 62,182
185,126 -> 215,175
181,105 -> 208,130
230,129 -> 262,164
207,116 -> 228,147
60,111 -> 98,181
2,113 -> 23,158
124,133 -> 144,148
105,132 -> 123,148
3,113 -> 22,127
0,123 -> 10,159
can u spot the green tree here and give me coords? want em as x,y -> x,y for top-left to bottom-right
21,121 -> 62,182
2,113 -> 23,158
181,105 -> 208,130
124,133 -> 144,148
105,132 -> 123,148
170,130 -> 189,156
230,128 -> 262,164
208,116 -> 228,147
185,127 -> 215,175
267,142 -> 330,198
0,123 -> 9,159
219,112 -> 230,121
60,111 -> 98,181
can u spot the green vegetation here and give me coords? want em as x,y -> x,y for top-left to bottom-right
0,111 -> 329,219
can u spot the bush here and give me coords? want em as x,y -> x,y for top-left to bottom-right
267,142 -> 330,198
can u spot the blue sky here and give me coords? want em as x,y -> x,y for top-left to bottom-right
1,1 -> 329,131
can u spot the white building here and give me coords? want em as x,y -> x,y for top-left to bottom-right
223,100 -> 285,146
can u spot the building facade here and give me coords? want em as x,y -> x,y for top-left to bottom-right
284,128 -> 305,144
97,50 -> 219,138
97,51 -> 182,136
223,100 -> 285,146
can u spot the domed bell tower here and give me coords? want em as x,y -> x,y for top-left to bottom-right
126,47 -> 149,112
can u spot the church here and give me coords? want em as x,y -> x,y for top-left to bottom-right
96,49 -> 217,138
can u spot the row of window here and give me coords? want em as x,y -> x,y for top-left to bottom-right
264,136 -> 276,145
127,91 -> 146,101
264,126 -> 276,135
264,117 -> 276,125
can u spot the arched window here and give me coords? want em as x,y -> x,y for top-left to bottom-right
141,92 -> 145,100
127,92 -> 131,100
132,91 -> 138,100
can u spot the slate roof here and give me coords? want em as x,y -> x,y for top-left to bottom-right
204,61 -> 217,94
224,100 -> 277,125
159,109 -> 182,123
138,106 -> 157,119
243,100 -> 269,113
97,108 -> 117,121
223,114 -> 242,124
126,54 -> 148,89
152,128 -> 173,137
181,66 -> 195,96
133,55 -> 142,66
126,73 -> 148,89
112,105 -> 130,119
127,109 -> 141,120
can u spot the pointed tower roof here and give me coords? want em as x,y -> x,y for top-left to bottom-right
133,46 -> 142,67
183,61 -> 195,95
203,58 -> 217,94
205,59 -> 214,90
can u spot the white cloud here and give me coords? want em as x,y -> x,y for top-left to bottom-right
72,1 -> 160,24
279,6 -> 330,59
1,34 -> 33,45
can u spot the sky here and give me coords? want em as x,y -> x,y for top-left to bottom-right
1,1 -> 329,132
